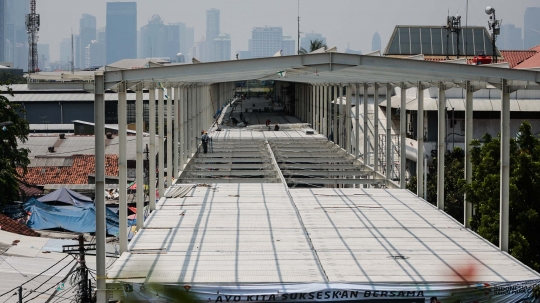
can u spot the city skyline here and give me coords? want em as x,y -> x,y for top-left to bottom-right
3,0 -> 540,67
29,0 -> 539,63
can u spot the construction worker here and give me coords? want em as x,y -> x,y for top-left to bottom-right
201,131 -> 209,154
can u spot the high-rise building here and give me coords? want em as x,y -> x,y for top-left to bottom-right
524,7 -> 540,49
0,0 -> 5,61
59,37 -> 71,64
174,22 -> 194,60
250,27 -> 283,58
214,33 -> 231,61
37,44 -> 49,71
282,35 -> 296,56
79,14 -> 96,68
195,37 -> 206,61
106,2 -> 137,65
88,28 -> 106,67
300,32 -> 326,53
499,24 -> 523,50
205,8 -> 220,62
139,15 -> 180,61
5,0 -> 29,69
372,32 -> 381,52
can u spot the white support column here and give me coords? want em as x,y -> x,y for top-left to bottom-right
346,84 -> 352,154
386,84 -> 392,182
323,85 -> 328,137
158,86 -> 165,197
500,79 -> 510,252
148,83 -> 156,211
464,81 -> 473,227
179,86 -> 185,170
374,83 -> 380,173
417,82 -> 424,198
400,83 -> 407,189
118,82 -> 128,253
333,84 -> 338,143
187,86 -> 193,158
354,84 -> 360,159
93,72 -> 106,303
166,85 -> 173,188
173,85 -> 179,179
437,82 -> 446,210
319,86 -> 323,134
312,85 -> 316,128
135,83 -> 144,230
339,84 -> 344,146
364,83 -> 369,166
317,85 -> 321,133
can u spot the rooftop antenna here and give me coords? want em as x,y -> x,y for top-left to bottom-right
71,30 -> 75,74
486,6 -> 501,63
297,0 -> 300,54
25,0 -> 40,73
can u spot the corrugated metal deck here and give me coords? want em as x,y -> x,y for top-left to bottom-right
106,185 -> 540,285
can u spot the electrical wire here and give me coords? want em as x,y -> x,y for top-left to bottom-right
22,259 -> 76,299
0,254 -> 71,298
23,264 -> 78,303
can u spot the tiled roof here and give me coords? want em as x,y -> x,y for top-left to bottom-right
514,46 -> 540,69
499,50 -> 537,68
18,154 -> 119,185
0,214 -> 41,237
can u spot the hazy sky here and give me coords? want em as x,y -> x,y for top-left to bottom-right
36,0 -> 539,61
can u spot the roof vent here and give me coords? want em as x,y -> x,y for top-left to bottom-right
106,132 -> 113,139
48,146 -> 55,153
305,130 -> 314,135
59,133 -> 66,139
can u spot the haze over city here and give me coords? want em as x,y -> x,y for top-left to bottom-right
34,0 -> 540,61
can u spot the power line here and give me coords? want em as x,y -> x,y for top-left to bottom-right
0,254 -> 71,298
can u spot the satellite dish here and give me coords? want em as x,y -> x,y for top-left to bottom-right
485,6 -> 495,15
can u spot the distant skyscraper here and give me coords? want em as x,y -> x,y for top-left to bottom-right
205,8 -> 220,62
139,15 -> 180,61
195,37 -> 206,61
524,7 -> 540,49
37,44 -> 49,71
214,33 -> 231,61
60,37 -> 71,64
106,2 -> 137,64
282,35 -> 296,55
250,27 -> 283,58
499,24 -> 523,50
5,0 -> 29,69
0,0 -> 5,61
372,32 -> 381,52
79,14 -> 96,68
300,32 -> 326,53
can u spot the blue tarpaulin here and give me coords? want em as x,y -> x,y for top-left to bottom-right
37,187 -> 93,206
24,198 -> 123,236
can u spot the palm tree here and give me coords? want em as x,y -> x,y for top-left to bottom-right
299,39 -> 327,54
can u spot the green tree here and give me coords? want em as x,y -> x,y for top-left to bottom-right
407,147 -> 465,222
0,84 -> 30,209
299,39 -> 327,54
464,121 -> 540,271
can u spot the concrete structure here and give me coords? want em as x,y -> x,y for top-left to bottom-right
106,2 -> 137,64
24,50 -> 540,301
79,14 -> 96,68
524,7 -> 540,49
372,32 -> 381,51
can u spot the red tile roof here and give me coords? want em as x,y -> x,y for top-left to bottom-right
0,213 -> 41,237
514,46 -> 540,69
18,155 -> 119,185
499,50 -> 538,68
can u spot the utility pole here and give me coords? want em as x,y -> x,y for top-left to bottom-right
62,235 -> 96,302
26,0 -> 40,73
297,0 -> 300,54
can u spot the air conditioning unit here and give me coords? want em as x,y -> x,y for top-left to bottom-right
48,146 -> 55,153
305,130 -> 314,135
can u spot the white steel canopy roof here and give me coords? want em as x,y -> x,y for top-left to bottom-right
101,53 -> 540,89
